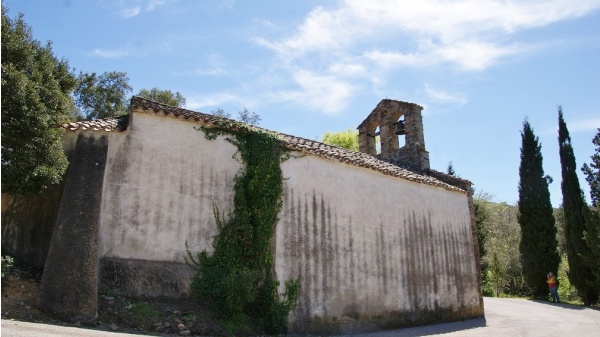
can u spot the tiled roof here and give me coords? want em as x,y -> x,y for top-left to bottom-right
278,133 -> 470,193
61,115 -> 129,132
67,96 -> 470,194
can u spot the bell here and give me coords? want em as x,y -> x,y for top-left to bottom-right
395,120 -> 406,135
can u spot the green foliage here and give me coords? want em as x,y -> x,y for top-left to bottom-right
74,71 -> 132,119
475,193 -> 584,300
558,107 -> 598,306
1,255 -> 14,280
557,259 -> 583,304
581,129 -> 600,289
186,125 -> 299,335
487,252 -> 506,297
582,129 -> 600,207
518,120 -> 560,298
136,87 -> 186,107
321,128 -> 359,151
583,207 -> 600,289
473,192 -> 489,291
211,108 -> 231,119
486,203 -> 528,296
210,108 -> 261,125
129,302 -> 158,319
237,108 -> 261,125
1,6 -> 76,194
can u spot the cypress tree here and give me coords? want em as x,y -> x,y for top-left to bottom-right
582,208 -> 600,290
558,107 -> 598,305
581,129 -> 600,291
518,120 -> 560,298
582,129 -> 600,207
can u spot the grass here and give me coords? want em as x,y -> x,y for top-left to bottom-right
129,302 -> 158,319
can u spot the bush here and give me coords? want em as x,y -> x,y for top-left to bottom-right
1,255 -> 14,280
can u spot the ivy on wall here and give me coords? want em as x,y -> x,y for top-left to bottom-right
187,123 -> 299,335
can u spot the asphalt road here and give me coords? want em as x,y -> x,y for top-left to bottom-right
356,297 -> 600,337
2,297 -> 600,336
1,320 -> 143,337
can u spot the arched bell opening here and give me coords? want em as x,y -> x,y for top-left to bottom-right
373,125 -> 381,155
394,116 -> 406,148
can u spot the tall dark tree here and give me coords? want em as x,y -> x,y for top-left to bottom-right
136,87 -> 186,107
581,128 -> 600,290
583,208 -> 600,290
582,129 -> 600,207
558,107 -> 598,305
73,71 -> 132,119
517,120 -> 560,298
1,6 -> 77,194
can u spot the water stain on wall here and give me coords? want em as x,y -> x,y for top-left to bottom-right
279,186 -> 479,331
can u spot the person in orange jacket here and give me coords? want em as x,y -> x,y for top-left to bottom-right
547,272 -> 560,303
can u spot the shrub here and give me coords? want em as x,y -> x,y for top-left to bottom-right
1,255 -> 14,280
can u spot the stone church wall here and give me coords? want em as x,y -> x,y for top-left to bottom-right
97,112 -> 241,298
3,103 -> 482,332
93,112 -> 481,333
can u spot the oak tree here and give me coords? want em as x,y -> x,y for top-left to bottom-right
1,6 -> 76,194
136,87 -> 186,107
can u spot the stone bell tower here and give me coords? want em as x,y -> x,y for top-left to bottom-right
357,99 -> 430,170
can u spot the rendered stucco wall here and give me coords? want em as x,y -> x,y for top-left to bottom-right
99,112 -> 241,263
92,112 -> 480,329
276,154 -> 480,333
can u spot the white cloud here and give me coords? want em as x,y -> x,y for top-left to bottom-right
424,84 -> 467,105
186,93 -> 239,111
328,61 -> 367,77
542,116 -> 600,135
255,6 -> 349,59
364,50 -> 425,69
567,117 -> 600,133
145,0 -> 167,11
433,40 -> 527,71
89,48 -> 129,59
192,53 -> 230,77
193,68 -> 229,76
116,0 -> 171,18
271,70 -> 354,115
256,0 -> 600,70
119,6 -> 141,18
343,0 -> 600,43
249,0 -> 600,116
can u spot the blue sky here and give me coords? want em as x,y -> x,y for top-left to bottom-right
4,0 -> 600,207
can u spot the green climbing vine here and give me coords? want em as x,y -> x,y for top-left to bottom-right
186,123 -> 299,335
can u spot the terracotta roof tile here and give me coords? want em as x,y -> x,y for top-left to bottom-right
69,96 -> 469,194
61,115 -> 129,132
